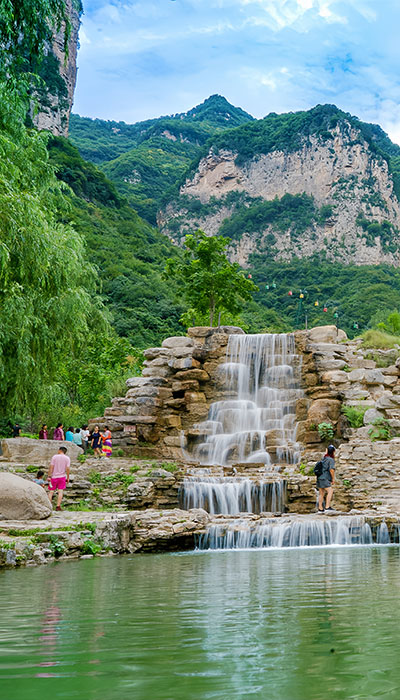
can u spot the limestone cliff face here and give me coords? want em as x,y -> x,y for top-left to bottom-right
159,121 -> 400,266
32,0 -> 81,137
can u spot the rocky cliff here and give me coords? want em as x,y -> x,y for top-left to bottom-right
31,0 -> 81,136
159,105 -> 400,266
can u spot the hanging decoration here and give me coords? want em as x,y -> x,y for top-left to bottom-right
248,273 -> 252,279
288,290 -> 293,296
299,292 -> 304,299
272,282 -> 277,289
314,301 -> 319,307
323,306 -> 328,313
265,284 -> 269,290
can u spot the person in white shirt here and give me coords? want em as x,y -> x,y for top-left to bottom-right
80,425 -> 90,454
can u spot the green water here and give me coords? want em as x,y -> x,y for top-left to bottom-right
1,547 -> 400,700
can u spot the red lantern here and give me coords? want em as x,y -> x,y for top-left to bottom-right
323,307 -> 328,313
248,274 -> 252,279
288,290 -> 293,296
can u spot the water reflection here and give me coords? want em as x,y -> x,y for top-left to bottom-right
1,549 -> 400,700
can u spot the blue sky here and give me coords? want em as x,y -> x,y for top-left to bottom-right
74,0 -> 400,143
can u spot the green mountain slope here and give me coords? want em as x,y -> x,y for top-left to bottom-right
69,95 -> 254,223
48,136 -> 185,347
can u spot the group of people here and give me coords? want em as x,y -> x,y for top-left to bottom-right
38,423 -> 112,458
33,423 -> 114,511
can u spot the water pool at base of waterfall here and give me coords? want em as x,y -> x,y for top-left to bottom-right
2,550 -> 400,700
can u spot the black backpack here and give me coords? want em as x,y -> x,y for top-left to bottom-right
314,460 -> 324,477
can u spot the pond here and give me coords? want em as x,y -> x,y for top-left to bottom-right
1,546 -> 400,700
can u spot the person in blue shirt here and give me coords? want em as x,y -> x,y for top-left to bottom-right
65,427 -> 74,442
73,428 -> 83,449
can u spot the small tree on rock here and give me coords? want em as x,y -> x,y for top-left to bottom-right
164,230 -> 257,327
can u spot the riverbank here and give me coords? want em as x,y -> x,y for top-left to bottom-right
1,508 -> 399,569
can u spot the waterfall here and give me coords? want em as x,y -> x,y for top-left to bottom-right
180,477 -> 287,514
195,516 -> 397,550
191,333 -> 303,466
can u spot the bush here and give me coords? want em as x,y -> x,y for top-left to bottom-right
361,329 -> 400,349
317,422 -> 335,441
341,405 -> 368,428
81,538 -> 102,556
368,418 -> 391,441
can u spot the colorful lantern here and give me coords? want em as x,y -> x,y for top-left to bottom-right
334,312 -> 339,319
288,290 -> 293,296
272,282 -> 277,289
299,293 -> 304,299
265,284 -> 269,290
248,274 -> 252,279
323,307 -> 328,312
314,300 -> 319,307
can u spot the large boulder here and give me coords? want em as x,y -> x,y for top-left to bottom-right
0,438 -> 81,465
307,399 -> 342,425
0,472 -> 52,520
308,325 -> 343,344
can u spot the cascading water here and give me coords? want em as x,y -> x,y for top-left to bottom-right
191,333 -> 303,467
196,516 -> 399,550
180,476 -> 286,515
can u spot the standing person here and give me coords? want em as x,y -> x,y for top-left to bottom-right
80,425 -> 90,454
316,445 -> 336,513
39,424 -> 48,440
91,425 -> 102,458
100,426 -> 112,458
53,423 -> 64,441
65,427 -> 74,442
48,446 -> 70,511
73,428 -> 83,450
12,422 -> 21,438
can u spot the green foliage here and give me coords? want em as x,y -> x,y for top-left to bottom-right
356,214 -> 398,251
47,136 -> 185,348
49,535 -> 65,558
81,538 -> 102,555
376,311 -> 400,336
0,111 -> 108,417
341,405 -> 368,428
247,255 -> 400,334
368,418 -> 391,442
164,230 -> 257,326
70,95 -> 253,224
88,470 -> 136,490
151,461 -> 179,473
317,422 -> 335,441
218,193 -> 321,241
361,330 -> 400,349
0,0 -> 70,79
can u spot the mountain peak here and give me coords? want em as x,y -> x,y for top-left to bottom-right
181,94 -> 254,128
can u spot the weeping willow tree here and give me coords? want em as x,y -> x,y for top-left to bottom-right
0,0 -> 110,417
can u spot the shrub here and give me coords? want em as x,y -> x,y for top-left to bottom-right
317,422 -> 335,441
341,405 -> 368,428
368,418 -> 391,441
115,448 -> 125,457
81,538 -> 102,556
49,536 -> 65,558
361,329 -> 400,349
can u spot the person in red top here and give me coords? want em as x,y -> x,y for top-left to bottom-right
39,424 -> 48,440
48,447 -> 70,511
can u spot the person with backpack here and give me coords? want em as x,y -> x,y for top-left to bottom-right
314,445 -> 336,513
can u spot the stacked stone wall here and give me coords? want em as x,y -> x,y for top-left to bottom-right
90,326 -> 244,459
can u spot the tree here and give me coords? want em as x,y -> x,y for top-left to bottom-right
164,230 -> 257,327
